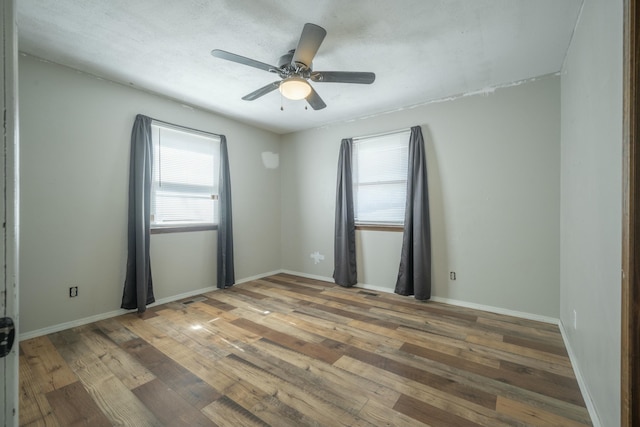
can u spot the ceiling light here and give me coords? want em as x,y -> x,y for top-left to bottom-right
279,77 -> 311,100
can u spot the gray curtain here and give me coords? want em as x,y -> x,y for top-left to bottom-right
121,114 -> 155,312
217,135 -> 235,288
395,126 -> 431,300
333,138 -> 357,287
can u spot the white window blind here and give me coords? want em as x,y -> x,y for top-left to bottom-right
151,123 -> 220,227
353,130 -> 410,225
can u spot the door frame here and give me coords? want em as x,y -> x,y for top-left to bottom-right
622,0 -> 640,425
1,0 -> 19,426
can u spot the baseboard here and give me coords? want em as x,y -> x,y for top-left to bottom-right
354,282 -> 396,294
280,270 -> 393,293
429,296 -> 559,325
279,270 -> 397,294
20,269 -> 556,340
280,269 -> 333,283
279,270 -> 558,325
19,285 -> 217,341
18,270 -> 284,342
279,270 -> 397,295
236,270 -> 284,284
19,307 -> 132,341
558,321 -> 602,427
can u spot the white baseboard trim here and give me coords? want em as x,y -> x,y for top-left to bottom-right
279,270 -> 395,294
19,285 -> 216,341
19,307 -> 131,342
18,270 -> 284,342
354,283 -> 396,294
278,271 -> 397,295
19,269 -> 555,339
429,296 -> 559,325
558,321 -> 602,427
279,271 -> 559,325
236,270 -> 284,284
280,270 -> 333,283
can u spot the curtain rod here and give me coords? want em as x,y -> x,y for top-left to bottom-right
150,117 -> 224,138
351,127 -> 411,142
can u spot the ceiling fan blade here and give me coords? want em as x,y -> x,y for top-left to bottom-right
305,86 -> 326,110
211,49 -> 277,73
310,71 -> 376,84
292,23 -> 327,68
242,81 -> 281,101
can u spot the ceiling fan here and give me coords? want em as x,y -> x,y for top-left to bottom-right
211,23 -> 375,110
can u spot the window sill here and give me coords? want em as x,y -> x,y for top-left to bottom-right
355,224 -> 404,232
151,224 -> 218,234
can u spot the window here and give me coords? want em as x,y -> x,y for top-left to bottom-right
150,123 -> 220,228
352,130 -> 410,225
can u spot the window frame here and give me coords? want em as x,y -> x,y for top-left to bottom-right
149,121 -> 221,234
352,129 -> 411,230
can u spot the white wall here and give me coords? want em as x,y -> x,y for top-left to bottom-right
281,75 -> 561,318
19,54 -> 282,334
560,0 -> 623,425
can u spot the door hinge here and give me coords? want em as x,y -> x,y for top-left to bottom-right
0,317 -> 15,357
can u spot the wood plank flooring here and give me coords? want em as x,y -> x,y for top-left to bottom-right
19,273 -> 592,426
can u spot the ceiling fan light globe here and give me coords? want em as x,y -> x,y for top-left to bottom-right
279,77 -> 311,100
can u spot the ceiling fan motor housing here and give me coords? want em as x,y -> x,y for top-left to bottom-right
278,49 -> 311,73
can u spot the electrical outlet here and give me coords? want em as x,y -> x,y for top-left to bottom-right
450,271 -> 456,280
69,286 -> 78,298
573,309 -> 577,330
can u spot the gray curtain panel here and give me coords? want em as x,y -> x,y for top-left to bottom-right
333,138 -> 357,287
217,135 -> 235,289
121,114 -> 155,312
395,126 -> 431,300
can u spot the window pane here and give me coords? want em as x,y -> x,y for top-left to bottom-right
355,182 -> 407,223
151,124 -> 220,226
157,146 -> 214,187
355,136 -> 408,183
353,130 -> 410,225
155,192 -> 216,224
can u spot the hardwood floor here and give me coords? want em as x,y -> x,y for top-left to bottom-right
19,274 -> 592,426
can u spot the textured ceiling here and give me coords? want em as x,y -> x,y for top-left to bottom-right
17,0 -> 583,134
